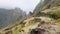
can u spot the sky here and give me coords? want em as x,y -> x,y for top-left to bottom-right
0,0 -> 40,14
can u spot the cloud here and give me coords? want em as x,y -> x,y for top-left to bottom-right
0,0 -> 40,13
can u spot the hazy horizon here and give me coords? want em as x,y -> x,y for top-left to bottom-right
0,0 -> 40,14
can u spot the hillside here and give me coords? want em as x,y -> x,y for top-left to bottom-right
0,0 -> 60,34
33,0 -> 60,16
0,8 -> 26,29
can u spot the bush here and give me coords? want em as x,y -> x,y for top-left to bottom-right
48,12 -> 60,19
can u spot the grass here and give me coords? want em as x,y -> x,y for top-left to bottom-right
47,11 -> 60,19
29,18 -> 41,25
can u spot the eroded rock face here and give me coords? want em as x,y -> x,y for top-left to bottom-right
39,23 -> 60,34
30,20 -> 60,34
30,28 -> 45,34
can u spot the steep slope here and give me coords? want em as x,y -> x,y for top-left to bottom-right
1,6 -> 60,34
0,8 -> 26,29
33,0 -> 60,16
0,0 -> 60,34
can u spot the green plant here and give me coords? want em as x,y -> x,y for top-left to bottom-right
48,11 -> 60,19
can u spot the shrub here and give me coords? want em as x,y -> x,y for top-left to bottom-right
48,11 -> 60,19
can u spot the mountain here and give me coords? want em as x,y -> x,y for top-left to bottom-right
33,0 -> 60,16
0,8 -> 26,29
0,0 -> 60,34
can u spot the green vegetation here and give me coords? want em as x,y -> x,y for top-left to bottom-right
29,18 -> 41,25
34,0 -> 60,16
0,0 -> 60,34
48,11 -> 60,19
48,13 -> 58,19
